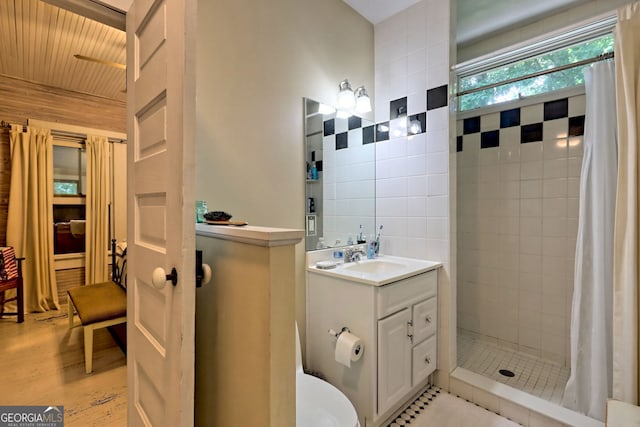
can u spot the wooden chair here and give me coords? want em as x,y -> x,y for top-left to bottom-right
67,239 -> 126,373
0,247 -> 25,323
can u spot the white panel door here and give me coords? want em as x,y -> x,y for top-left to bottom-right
126,0 -> 196,425
377,308 -> 412,416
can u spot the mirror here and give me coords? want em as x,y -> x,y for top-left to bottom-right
304,98 -> 375,251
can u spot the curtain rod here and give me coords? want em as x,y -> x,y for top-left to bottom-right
0,120 -> 126,144
455,51 -> 615,98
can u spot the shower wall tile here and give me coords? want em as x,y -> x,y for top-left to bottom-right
456,93 -> 585,367
375,0 -> 454,378
374,0 -> 451,257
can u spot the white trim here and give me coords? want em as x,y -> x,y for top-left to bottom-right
53,140 -> 84,148
455,12 -> 616,76
53,196 -> 86,204
451,368 -> 603,427
28,119 -> 127,140
54,253 -> 85,270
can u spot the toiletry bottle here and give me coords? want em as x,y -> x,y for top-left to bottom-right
195,200 -> 207,223
311,162 -> 318,180
357,225 -> 366,244
308,197 -> 315,213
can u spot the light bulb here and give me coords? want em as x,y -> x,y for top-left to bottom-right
337,80 -> 355,110
354,86 -> 371,113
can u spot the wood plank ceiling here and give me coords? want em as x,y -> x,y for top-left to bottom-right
0,0 -> 126,102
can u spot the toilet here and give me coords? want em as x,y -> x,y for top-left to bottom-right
296,324 -> 360,427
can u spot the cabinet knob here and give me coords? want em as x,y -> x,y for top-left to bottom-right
425,356 -> 431,364
425,315 -> 432,323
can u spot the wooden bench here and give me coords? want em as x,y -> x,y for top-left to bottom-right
67,240 -> 126,374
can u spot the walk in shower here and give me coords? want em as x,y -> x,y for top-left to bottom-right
455,91 -> 586,405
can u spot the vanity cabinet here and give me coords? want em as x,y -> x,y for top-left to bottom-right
377,272 -> 438,416
306,266 -> 439,427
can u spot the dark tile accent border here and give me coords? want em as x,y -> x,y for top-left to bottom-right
544,98 -> 568,121
323,119 -> 335,136
427,85 -> 448,110
336,132 -> 348,150
500,108 -> 521,128
348,116 -> 362,130
376,122 -> 390,142
363,125 -> 375,144
568,115 -> 585,137
408,112 -> 426,135
521,123 -> 543,143
463,116 -> 481,134
481,130 -> 499,148
390,97 -> 408,119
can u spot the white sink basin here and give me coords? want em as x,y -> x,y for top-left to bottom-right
307,254 -> 441,286
341,259 -> 406,274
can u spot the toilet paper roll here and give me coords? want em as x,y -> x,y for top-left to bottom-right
335,331 -> 364,367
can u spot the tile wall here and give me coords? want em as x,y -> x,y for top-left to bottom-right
373,0 -> 454,376
456,93 -> 586,366
321,115 -> 376,246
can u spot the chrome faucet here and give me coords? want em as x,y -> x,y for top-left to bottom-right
344,247 -> 366,263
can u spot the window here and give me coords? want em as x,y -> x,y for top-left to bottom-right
458,32 -> 614,112
53,144 -> 86,255
53,145 -> 86,196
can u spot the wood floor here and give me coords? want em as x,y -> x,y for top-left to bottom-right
0,311 -> 127,426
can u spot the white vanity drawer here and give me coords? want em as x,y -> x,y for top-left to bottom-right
412,335 -> 437,385
377,271 -> 437,319
412,297 -> 437,344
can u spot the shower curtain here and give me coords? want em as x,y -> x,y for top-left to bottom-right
562,61 -> 617,421
613,1 -> 640,405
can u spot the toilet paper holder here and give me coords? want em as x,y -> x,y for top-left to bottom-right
328,326 -> 351,338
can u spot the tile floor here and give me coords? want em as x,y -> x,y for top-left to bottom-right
388,386 -> 519,427
457,331 -> 570,404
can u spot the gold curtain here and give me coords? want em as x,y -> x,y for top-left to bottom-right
613,0 -> 640,404
6,125 -> 59,312
85,135 -> 109,284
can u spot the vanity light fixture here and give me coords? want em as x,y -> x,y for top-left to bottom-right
337,79 -> 372,117
354,86 -> 372,113
338,79 -> 356,110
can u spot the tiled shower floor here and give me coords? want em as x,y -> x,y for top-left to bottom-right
457,331 -> 570,404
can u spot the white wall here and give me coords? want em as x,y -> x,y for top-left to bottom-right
457,0 -> 632,63
373,0 -> 455,385
195,0 -> 374,347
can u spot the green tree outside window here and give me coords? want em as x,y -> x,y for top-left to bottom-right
459,34 -> 614,111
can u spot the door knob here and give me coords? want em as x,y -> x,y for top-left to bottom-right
201,264 -> 212,286
152,267 -> 178,289
195,250 -> 212,287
